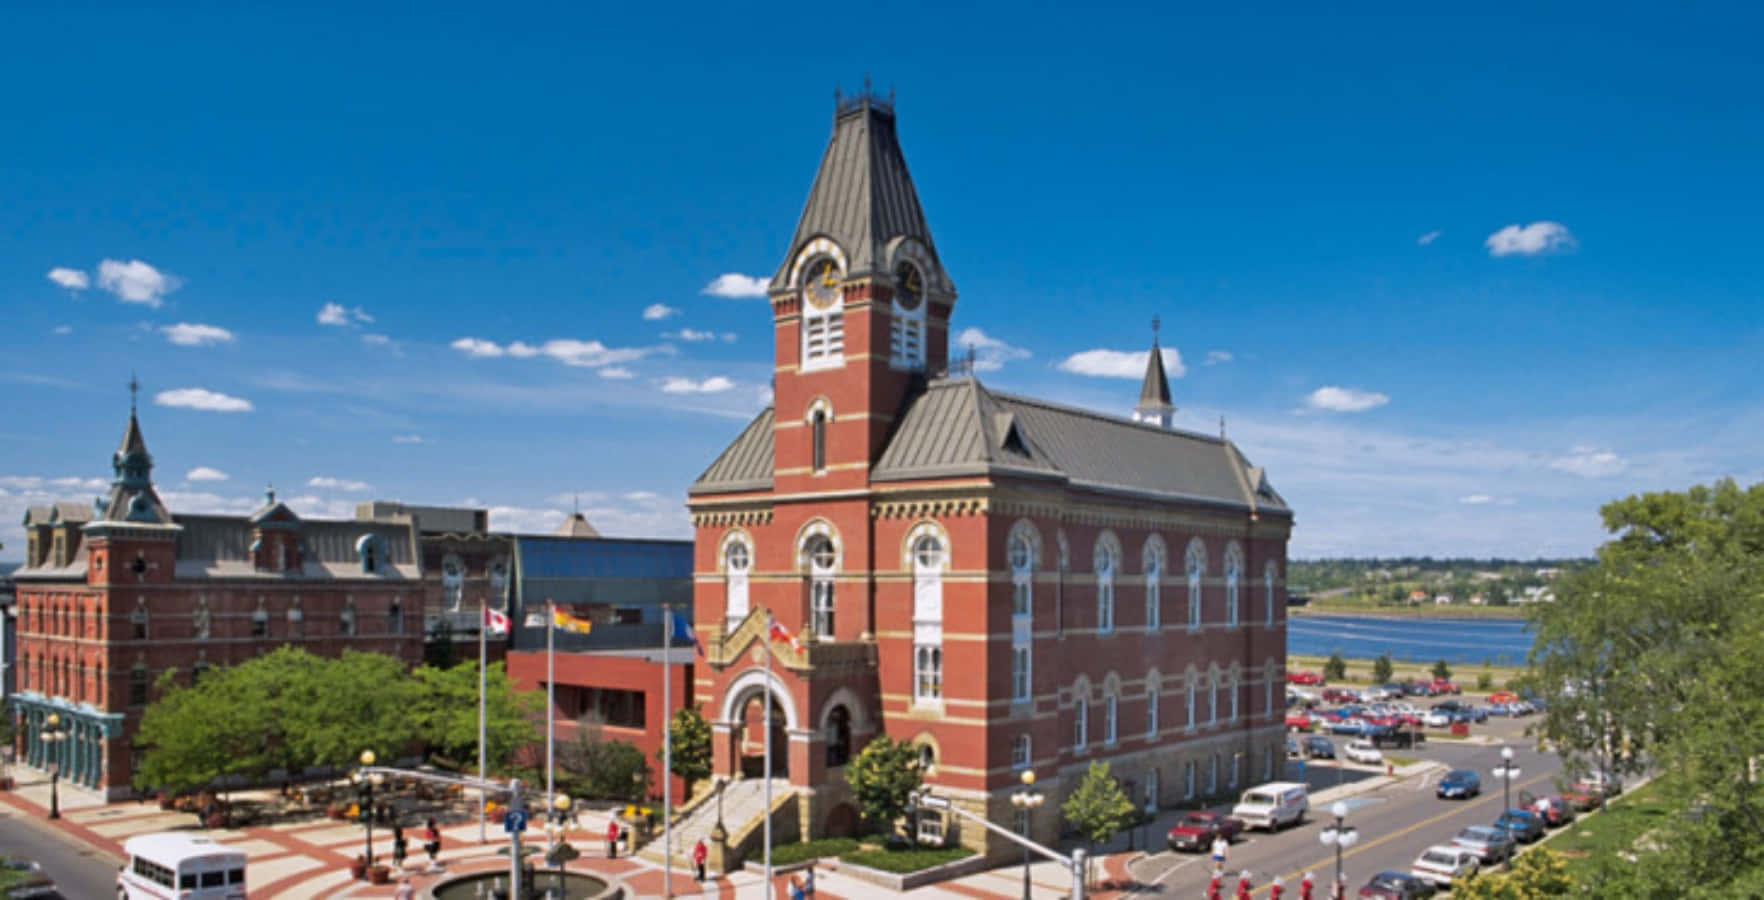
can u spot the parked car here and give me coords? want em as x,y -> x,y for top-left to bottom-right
1303,735 -> 1336,758
1451,825 -> 1516,864
1429,699 -> 1465,713
1371,728 -> 1425,749
1344,739 -> 1384,765
1288,670 -> 1325,685
1329,718 -> 1371,736
1430,679 -> 1461,695
1322,687 -> 1358,704
1287,735 -> 1303,758
1532,795 -> 1577,827
1357,870 -> 1437,899
1166,810 -> 1244,852
1488,690 -> 1520,705
1231,782 -> 1309,831
1436,769 -> 1481,799
1452,706 -> 1489,724
0,858 -> 57,899
1422,709 -> 1453,728
1494,809 -> 1547,843
1575,771 -> 1625,798
1410,844 -> 1480,888
1560,787 -> 1601,811
1286,713 -> 1316,731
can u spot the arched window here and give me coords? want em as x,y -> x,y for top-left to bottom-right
1104,693 -> 1119,746
389,598 -> 404,634
1186,541 -> 1205,631
340,599 -> 357,637
1009,531 -> 1034,619
1230,752 -> 1241,788
288,597 -> 305,637
1146,672 -> 1161,739
1094,538 -> 1117,634
1074,696 -> 1089,750
1145,768 -> 1160,812
131,600 -> 149,640
1145,555 -> 1161,630
917,743 -> 937,775
1263,663 -> 1275,717
1208,754 -> 1219,795
913,534 -> 944,622
1184,760 -> 1196,800
251,599 -> 269,638
723,534 -> 752,629
129,664 -> 149,707
193,596 -> 211,640
1185,677 -> 1197,732
806,535 -> 837,639
811,409 -> 828,474
914,645 -> 942,703
1229,669 -> 1240,723
825,706 -> 852,768
1225,545 -> 1242,628
1265,561 -> 1278,627
1012,645 -> 1031,702
1012,734 -> 1032,770
1208,668 -> 1219,727
441,553 -> 465,612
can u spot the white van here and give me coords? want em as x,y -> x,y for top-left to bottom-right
118,833 -> 247,900
1230,781 -> 1309,831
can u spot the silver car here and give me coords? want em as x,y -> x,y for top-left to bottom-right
1451,825 -> 1515,864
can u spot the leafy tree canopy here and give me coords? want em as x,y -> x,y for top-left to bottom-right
659,707 -> 713,786
1061,761 -> 1136,848
845,736 -> 923,833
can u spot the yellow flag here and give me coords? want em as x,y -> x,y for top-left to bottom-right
552,608 -> 593,635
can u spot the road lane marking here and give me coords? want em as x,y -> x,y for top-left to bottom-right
1242,770 -> 1559,896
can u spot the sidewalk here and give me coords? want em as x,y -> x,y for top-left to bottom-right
0,775 -> 1147,899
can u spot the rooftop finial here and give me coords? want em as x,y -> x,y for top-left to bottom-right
266,482 -> 276,505
1220,415 -> 1227,439
967,342 -> 977,376
129,372 -> 140,415
864,73 -> 872,94
1151,315 -> 1161,343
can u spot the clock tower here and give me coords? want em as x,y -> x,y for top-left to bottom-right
767,90 -> 955,494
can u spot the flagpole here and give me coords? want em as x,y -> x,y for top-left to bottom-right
662,602 -> 674,899
546,598 -> 556,819
478,595 -> 488,844
763,611 -> 773,893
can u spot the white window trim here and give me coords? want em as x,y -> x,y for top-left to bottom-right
1145,561 -> 1161,630
1095,541 -> 1116,634
1012,735 -> 1032,770
1185,680 -> 1197,733
723,534 -> 752,630
1147,687 -> 1160,739
1184,760 -> 1196,800
1187,548 -> 1204,631
1104,694 -> 1118,746
1075,697 -> 1089,750
913,643 -> 943,704
1225,547 -> 1242,629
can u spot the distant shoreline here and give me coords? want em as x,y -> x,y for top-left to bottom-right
1290,604 -> 1530,620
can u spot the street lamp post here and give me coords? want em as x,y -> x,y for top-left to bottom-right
40,713 -> 65,820
543,793 -> 574,894
352,750 -> 384,872
1009,770 -> 1044,900
1316,801 -> 1358,900
1492,747 -> 1522,869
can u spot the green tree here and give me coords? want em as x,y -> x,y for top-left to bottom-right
1527,479 -> 1764,893
658,707 -> 713,787
845,736 -> 923,835
1431,659 -> 1452,682
408,660 -> 538,771
1453,848 -> 1573,899
1476,668 -> 1494,691
1371,653 -> 1393,684
557,719 -> 652,801
1323,652 -> 1347,681
1061,761 -> 1136,863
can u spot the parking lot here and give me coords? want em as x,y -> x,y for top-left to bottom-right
1130,694 -> 1586,896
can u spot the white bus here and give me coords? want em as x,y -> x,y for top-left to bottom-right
117,833 -> 247,900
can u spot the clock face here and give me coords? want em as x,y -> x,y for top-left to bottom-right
894,262 -> 923,311
802,258 -> 841,310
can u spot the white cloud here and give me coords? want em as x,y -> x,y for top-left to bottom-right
307,476 -> 372,492
642,303 -> 678,321
160,322 -> 235,346
1548,446 -> 1627,478
155,387 -> 253,413
660,375 -> 735,394
506,341 -> 541,358
952,327 -> 1032,372
1204,350 -> 1234,366
47,267 -> 89,290
721,332 -> 738,343
701,273 -> 770,298
1057,347 -> 1185,379
1305,386 -> 1390,413
451,337 -> 505,358
317,302 -> 375,326
393,434 -> 424,444
97,259 -> 179,307
1458,493 -> 1495,505
1485,221 -> 1576,257
51,476 -> 107,490
0,476 -> 43,490
186,466 -> 229,482
361,333 -> 391,346
1417,230 -> 1442,246
665,328 -> 718,342
599,367 -> 635,380
623,490 -> 659,502
51,325 -> 73,336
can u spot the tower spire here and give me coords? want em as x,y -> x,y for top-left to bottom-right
1133,317 -> 1176,429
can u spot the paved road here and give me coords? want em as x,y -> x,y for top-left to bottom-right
1136,714 -> 1562,896
0,804 -> 123,899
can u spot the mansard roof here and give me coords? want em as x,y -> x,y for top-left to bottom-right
770,95 -> 943,289
689,406 -> 775,496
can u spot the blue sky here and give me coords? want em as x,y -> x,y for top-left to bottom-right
4,3 -> 1761,559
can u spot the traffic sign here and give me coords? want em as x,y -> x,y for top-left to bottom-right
913,792 -> 951,811
504,810 -> 529,833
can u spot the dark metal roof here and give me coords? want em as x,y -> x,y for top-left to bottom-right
689,406 -> 775,495
873,378 -> 1290,514
769,97 -> 941,288
1137,341 -> 1174,411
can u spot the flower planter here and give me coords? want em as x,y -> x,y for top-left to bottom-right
489,807 -> 506,824
158,792 -> 176,811
349,860 -> 368,880
370,865 -> 392,884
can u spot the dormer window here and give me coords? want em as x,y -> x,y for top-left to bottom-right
355,534 -> 387,574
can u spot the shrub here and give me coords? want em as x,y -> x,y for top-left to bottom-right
1323,653 -> 1348,681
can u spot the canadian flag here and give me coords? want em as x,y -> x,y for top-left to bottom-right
484,606 -> 511,635
766,613 -> 804,653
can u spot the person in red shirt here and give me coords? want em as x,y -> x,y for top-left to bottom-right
692,837 -> 709,882
606,819 -> 621,859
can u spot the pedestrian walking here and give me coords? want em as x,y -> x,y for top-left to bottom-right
606,819 -> 621,859
803,865 -> 815,897
789,875 -> 806,900
391,823 -> 407,870
691,837 -> 708,882
1210,836 -> 1228,876
422,818 -> 441,869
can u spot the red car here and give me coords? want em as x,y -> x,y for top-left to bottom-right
1166,810 -> 1244,852
1287,671 -> 1325,685
1322,688 -> 1358,704
1285,713 -> 1316,731
1430,680 -> 1460,695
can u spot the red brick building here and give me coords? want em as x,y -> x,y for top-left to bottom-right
10,401 -> 422,798
686,93 -> 1294,858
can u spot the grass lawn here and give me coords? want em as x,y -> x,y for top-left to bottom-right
1386,755 -> 1420,768
769,837 -> 860,865
842,844 -> 976,873
1287,653 -> 1526,689
1549,778 -> 1675,880
1294,598 -> 1529,619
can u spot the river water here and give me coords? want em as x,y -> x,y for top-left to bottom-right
1288,613 -> 1533,667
